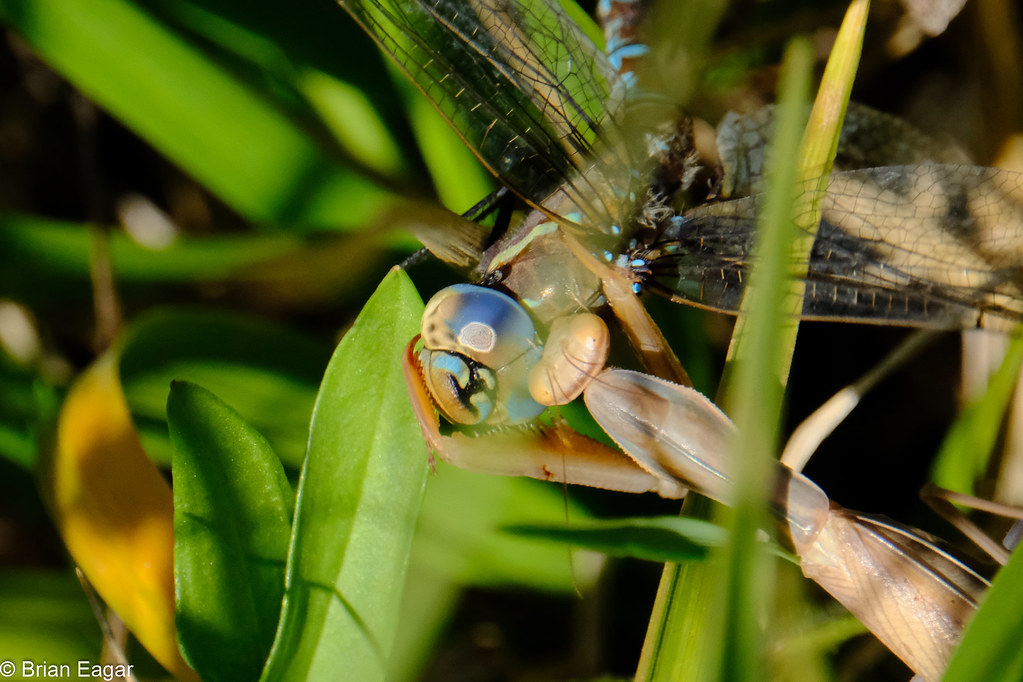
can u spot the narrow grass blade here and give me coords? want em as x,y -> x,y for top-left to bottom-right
505,516 -> 728,563
0,215 -> 296,284
638,2 -> 869,679
932,333 -> 1023,490
943,542 -> 1023,682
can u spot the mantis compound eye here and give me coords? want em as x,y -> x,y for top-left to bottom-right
419,284 -> 545,425
417,349 -> 497,424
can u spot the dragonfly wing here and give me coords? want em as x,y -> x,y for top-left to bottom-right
716,102 -> 971,199
340,0 -> 633,227
648,164 -> 1023,329
799,508 -> 988,681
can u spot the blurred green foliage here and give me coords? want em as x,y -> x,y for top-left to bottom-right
0,0 -> 1021,680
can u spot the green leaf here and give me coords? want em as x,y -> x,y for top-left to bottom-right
0,214 -> 296,284
640,1 -> 869,678
0,350 -> 59,469
0,0 -> 392,230
260,268 -> 427,682
391,469 -> 600,682
169,381 -> 293,681
705,36 -> 814,682
943,542 -> 1023,682
119,308 -> 331,468
0,215 -> 397,314
505,516 -> 726,563
932,333 -> 1023,491
405,87 -> 494,214
414,466 -> 598,590
0,570 -> 102,663
149,0 -> 421,179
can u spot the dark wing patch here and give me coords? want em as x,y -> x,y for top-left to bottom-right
646,164 -> 1023,330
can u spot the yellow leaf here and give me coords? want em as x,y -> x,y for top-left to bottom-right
42,351 -> 196,680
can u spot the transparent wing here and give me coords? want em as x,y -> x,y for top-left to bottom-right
647,164 -> 1023,330
716,102 -> 971,199
339,0 -> 635,227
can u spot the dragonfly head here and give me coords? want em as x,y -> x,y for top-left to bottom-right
418,284 -> 546,425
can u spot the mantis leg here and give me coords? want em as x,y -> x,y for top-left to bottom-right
584,368 -> 988,682
403,339 -> 685,498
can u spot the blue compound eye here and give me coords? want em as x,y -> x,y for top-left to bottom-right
419,284 -> 545,425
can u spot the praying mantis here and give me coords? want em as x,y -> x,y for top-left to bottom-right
340,0 -> 1023,677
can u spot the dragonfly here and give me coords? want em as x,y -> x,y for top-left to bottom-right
339,0 -> 1021,676
342,0 -> 1023,433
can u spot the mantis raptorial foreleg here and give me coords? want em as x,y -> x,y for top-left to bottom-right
402,338 -> 686,498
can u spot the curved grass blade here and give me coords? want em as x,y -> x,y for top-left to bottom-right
504,516 -> 728,563
169,381 -> 293,682
260,268 -> 427,681
0,215 -> 399,315
0,215 -> 293,285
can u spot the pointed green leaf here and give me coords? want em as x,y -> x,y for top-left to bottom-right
169,381 -> 293,681
260,268 -> 427,681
